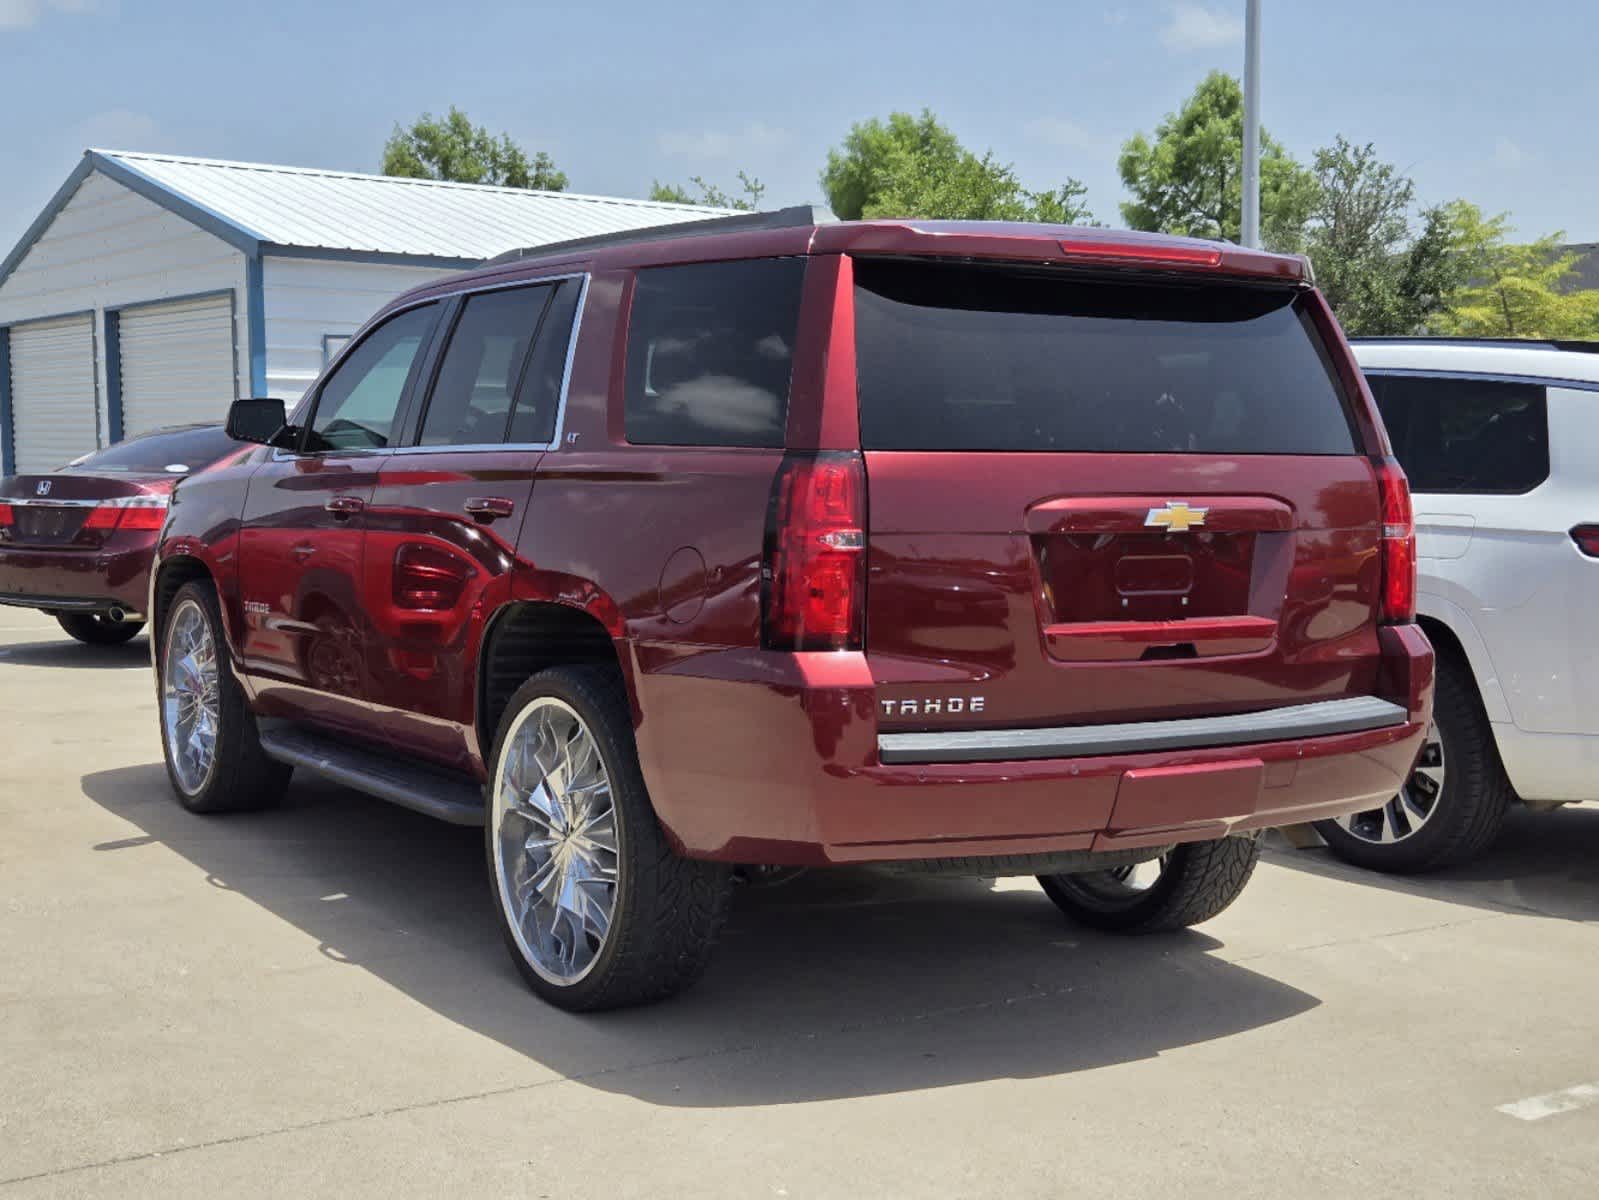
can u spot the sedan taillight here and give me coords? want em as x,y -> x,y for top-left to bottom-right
82,494 -> 170,533
1572,526 -> 1599,558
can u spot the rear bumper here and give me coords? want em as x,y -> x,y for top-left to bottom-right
631,624 -> 1435,866
0,541 -> 154,614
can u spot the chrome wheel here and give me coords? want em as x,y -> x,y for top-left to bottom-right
1331,722 -> 1446,844
1052,854 -> 1172,910
491,697 -> 620,986
161,598 -> 220,796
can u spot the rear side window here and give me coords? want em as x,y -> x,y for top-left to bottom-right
507,281 -> 581,445
420,284 -> 568,447
624,257 -> 806,448
853,260 -> 1357,455
1369,374 -> 1549,494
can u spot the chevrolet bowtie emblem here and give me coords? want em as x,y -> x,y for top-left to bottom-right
1145,501 -> 1208,533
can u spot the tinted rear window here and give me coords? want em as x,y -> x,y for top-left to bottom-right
854,261 -> 1358,454
624,257 -> 806,448
68,426 -> 235,474
1369,373 -> 1548,495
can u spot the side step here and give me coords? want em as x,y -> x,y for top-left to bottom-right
258,723 -> 486,826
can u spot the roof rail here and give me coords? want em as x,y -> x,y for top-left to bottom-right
486,204 -> 835,266
1350,335 -> 1599,354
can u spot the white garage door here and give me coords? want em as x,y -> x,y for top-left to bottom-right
119,294 -> 237,436
10,313 -> 99,473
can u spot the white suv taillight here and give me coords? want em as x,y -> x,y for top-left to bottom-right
762,452 -> 866,651
1376,457 -> 1416,624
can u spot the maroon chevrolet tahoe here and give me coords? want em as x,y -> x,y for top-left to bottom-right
150,209 -> 1434,1011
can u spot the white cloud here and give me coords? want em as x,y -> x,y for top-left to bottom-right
1493,136 -> 1526,168
1025,116 -> 1096,151
74,109 -> 163,151
657,122 -> 788,161
1160,3 -> 1244,51
0,0 -> 103,31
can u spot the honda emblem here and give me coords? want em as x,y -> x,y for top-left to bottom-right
35,480 -> 51,496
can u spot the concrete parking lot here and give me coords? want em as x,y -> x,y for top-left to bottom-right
2,609 -> 1598,1198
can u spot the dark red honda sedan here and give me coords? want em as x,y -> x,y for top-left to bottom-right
0,424 -> 240,644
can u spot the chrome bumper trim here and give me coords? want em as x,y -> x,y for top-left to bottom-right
877,696 -> 1410,765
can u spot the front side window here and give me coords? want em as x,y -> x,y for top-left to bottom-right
305,304 -> 438,452
1369,374 -> 1549,494
419,286 -> 559,447
624,257 -> 806,448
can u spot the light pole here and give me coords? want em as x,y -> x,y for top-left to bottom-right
1241,0 -> 1262,248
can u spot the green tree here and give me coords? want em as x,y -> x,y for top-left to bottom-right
1433,202 -> 1599,338
382,106 -> 567,191
1118,71 -> 1315,251
1302,137 -> 1464,335
820,109 -> 1094,224
649,171 -> 767,211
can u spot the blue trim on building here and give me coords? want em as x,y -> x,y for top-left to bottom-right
0,327 -> 13,476
103,310 -> 123,443
246,250 -> 268,396
262,244 -> 483,270
88,152 -> 267,254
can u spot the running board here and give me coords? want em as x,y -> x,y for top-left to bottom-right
258,724 -> 486,826
877,696 -> 1410,766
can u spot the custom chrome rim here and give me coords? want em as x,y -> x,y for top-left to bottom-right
491,698 -> 619,986
1056,855 -> 1172,909
161,598 -> 220,795
1332,722 -> 1446,844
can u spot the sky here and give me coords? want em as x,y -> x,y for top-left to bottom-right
2,0 -> 1596,257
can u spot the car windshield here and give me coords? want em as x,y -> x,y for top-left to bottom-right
62,426 -> 237,474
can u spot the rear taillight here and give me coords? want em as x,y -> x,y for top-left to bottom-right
0,502 -> 12,527
1572,526 -> 1599,558
82,494 -> 170,533
1376,457 -> 1416,624
762,452 -> 866,651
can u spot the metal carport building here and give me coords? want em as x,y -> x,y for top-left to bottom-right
0,150 -> 723,474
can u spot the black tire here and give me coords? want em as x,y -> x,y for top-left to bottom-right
484,665 -> 733,1012
56,611 -> 144,645
1315,647 -> 1511,873
1038,834 -> 1263,933
156,581 -> 291,814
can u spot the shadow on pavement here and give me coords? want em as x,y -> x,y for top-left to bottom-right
0,637 -> 149,669
1268,805 -> 1599,924
83,762 -> 1320,1107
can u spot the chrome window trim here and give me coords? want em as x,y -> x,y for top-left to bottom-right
272,271 -> 590,462
1363,367 -> 1599,394
876,696 -> 1409,765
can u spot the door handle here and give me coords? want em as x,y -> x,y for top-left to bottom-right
324,495 -> 365,519
292,543 -> 316,561
464,497 -> 516,523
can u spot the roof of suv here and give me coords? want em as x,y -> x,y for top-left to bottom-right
399,209 -> 1312,313
1352,336 -> 1599,386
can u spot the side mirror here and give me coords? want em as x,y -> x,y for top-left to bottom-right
225,397 -> 293,447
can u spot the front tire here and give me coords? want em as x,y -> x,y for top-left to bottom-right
1039,834 -> 1263,933
157,581 -> 291,813
1315,647 -> 1511,873
485,666 -> 733,1012
57,611 -> 144,645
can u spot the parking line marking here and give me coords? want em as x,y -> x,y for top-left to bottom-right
1498,1083 -> 1599,1122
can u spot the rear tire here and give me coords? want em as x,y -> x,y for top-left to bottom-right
1315,648 -> 1511,873
485,665 -> 733,1012
1038,834 -> 1262,933
57,612 -> 144,645
157,581 -> 291,814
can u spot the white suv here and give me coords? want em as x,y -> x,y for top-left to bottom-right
1313,338 -> 1599,871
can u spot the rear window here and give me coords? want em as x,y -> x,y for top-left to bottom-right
67,426 -> 235,474
853,260 -> 1358,455
1368,374 -> 1549,495
624,257 -> 806,448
